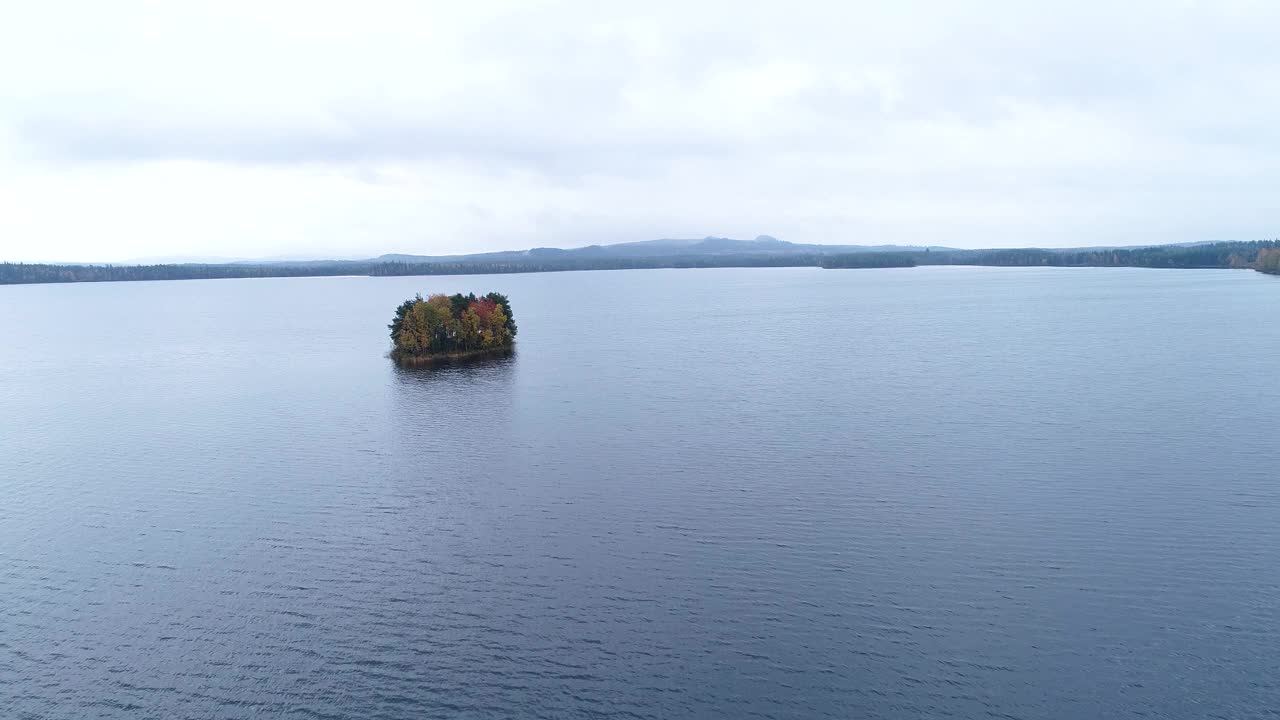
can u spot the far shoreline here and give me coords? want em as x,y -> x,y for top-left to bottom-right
3,246 -> 1279,287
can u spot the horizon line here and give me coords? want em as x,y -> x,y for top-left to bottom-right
8,235 -> 1274,266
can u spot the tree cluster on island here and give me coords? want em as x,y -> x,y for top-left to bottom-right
389,292 -> 517,361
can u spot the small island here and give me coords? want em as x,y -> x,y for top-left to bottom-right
389,292 -> 517,363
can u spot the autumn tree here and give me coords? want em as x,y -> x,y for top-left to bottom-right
388,295 -> 421,343
484,292 -> 517,338
1257,247 -> 1280,274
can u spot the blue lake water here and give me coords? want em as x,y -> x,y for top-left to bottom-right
2,266 -> 1278,719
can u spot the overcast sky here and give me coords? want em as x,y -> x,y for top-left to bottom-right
1,1 -> 1278,262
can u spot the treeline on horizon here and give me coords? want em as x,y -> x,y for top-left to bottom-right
0,262 -> 367,284
1258,247 -> 1280,274
823,240 -> 1280,271
4,240 -> 1279,285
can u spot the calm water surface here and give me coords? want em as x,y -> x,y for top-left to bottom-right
2,267 -> 1278,719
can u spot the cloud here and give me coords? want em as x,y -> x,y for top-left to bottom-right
2,0 -> 1279,261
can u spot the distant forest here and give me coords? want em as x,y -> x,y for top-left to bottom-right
1258,247 -> 1280,275
823,241 -> 1280,271
3,240 -> 1279,285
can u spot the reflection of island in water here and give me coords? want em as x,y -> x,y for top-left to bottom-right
392,347 -> 515,374
390,348 -> 517,456
389,292 -> 517,365
392,348 -> 516,398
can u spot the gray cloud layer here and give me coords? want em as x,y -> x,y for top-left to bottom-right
2,0 -> 1278,261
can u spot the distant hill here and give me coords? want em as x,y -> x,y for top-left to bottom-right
375,236 -> 945,264
5,237 -> 1279,285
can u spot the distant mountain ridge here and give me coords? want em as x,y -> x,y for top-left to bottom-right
6,237 -> 1278,285
374,236 -> 945,264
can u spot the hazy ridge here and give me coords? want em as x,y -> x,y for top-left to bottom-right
3,236 -> 1278,285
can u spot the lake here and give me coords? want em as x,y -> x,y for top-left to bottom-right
2,266 -> 1278,719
